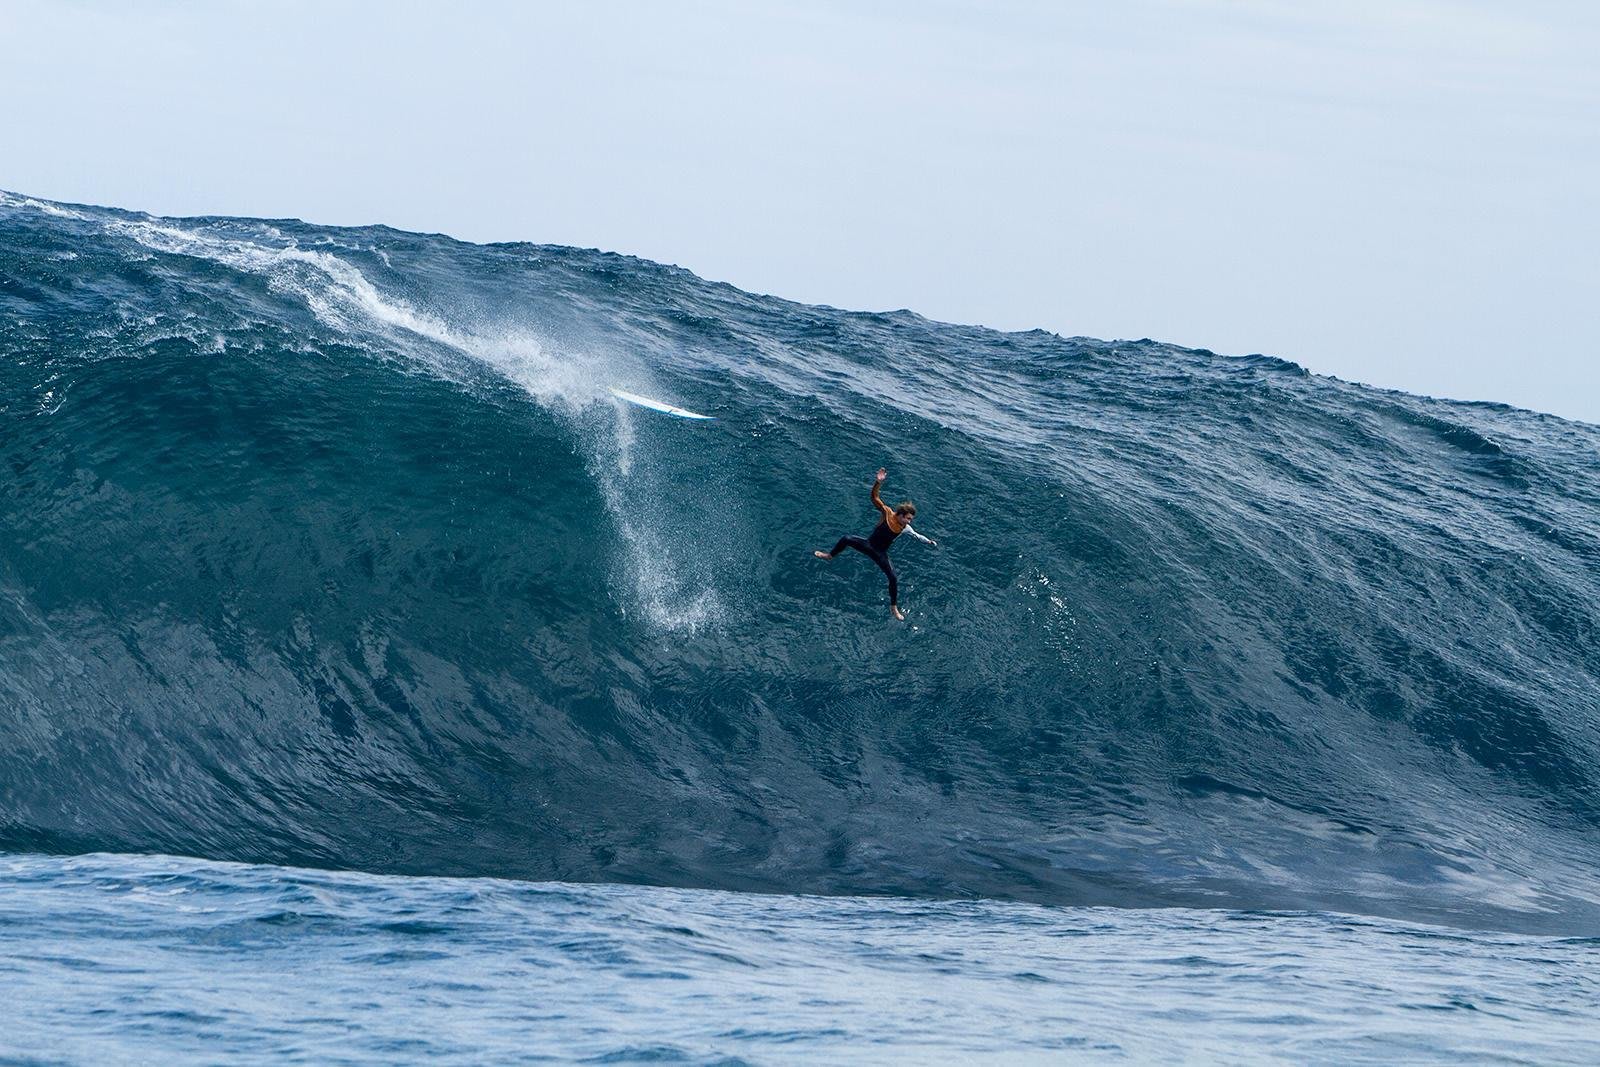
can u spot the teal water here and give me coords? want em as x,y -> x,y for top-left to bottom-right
2,190 -> 1598,1059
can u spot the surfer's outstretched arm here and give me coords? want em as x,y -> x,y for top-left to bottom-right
903,525 -> 937,547
870,467 -> 896,524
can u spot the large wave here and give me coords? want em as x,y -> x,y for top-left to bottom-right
2,192 -> 1597,933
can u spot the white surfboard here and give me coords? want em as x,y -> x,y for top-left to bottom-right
609,388 -> 715,421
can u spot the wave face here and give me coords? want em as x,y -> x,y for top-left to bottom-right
3,192 -> 1598,933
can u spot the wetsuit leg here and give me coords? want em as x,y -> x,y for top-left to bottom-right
872,552 -> 898,605
827,536 -> 897,605
830,535 -> 871,557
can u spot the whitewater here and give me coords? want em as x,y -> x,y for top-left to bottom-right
2,191 -> 1597,1062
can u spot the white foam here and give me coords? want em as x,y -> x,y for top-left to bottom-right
100,214 -> 721,634
105,216 -> 609,413
0,192 -> 91,220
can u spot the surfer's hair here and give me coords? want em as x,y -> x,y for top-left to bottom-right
895,500 -> 916,517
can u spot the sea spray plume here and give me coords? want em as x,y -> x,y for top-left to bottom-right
95,204 -> 722,630
2,192 -> 1598,934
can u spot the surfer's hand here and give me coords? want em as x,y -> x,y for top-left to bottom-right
875,467 -> 888,483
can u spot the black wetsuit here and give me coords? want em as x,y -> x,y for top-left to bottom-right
831,518 -> 901,605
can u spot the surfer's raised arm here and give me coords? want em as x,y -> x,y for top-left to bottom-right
870,467 -> 895,523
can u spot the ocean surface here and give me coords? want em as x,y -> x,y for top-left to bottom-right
2,190 -> 1597,1061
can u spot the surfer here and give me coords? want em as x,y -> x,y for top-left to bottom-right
814,467 -> 935,621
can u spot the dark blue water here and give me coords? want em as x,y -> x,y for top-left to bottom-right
3,190 -> 1598,1059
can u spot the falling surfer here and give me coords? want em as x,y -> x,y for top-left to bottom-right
814,467 -> 936,621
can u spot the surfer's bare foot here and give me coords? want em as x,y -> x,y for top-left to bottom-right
813,550 -> 832,559
891,605 -> 905,621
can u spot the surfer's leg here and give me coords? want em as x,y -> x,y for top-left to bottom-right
869,551 -> 898,606
817,535 -> 870,560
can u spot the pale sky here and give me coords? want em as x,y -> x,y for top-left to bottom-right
3,0 -> 1597,421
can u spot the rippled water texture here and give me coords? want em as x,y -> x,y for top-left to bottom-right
6,189 -> 1600,1061
5,853 -> 1597,1064
3,191 -> 1599,938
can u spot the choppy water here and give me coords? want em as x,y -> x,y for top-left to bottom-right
2,190 -> 1598,1059
5,852 -> 1597,1064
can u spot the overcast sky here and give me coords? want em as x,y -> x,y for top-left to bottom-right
3,0 -> 1596,421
